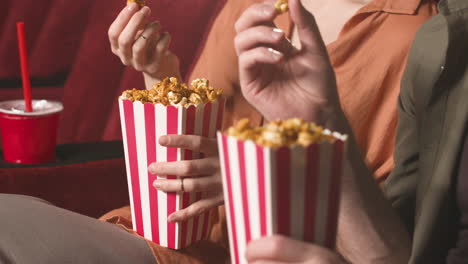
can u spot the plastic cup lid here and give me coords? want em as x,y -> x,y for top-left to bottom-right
0,100 -> 63,116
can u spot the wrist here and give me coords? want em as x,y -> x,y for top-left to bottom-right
301,100 -> 349,135
320,105 -> 350,135
143,72 -> 160,90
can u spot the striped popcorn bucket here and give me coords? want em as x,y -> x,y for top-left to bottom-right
118,98 -> 225,249
217,133 -> 347,264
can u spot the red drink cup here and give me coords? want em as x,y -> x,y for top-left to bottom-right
0,99 -> 63,164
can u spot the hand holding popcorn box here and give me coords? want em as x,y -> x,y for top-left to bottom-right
218,119 -> 348,264
119,77 -> 224,249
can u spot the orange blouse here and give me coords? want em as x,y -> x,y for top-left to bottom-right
189,0 -> 437,182
102,0 -> 438,262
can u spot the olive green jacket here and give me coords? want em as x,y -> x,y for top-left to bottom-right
384,0 -> 468,262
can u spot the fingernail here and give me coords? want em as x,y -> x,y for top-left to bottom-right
148,164 -> 155,174
159,136 -> 168,146
168,214 -> 177,222
127,3 -> 137,11
140,6 -> 150,15
153,180 -> 161,189
268,48 -> 283,59
272,28 -> 284,40
263,6 -> 275,17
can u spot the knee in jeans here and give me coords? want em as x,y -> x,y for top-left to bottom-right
0,194 -> 51,205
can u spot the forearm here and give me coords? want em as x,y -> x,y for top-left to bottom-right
332,113 -> 411,263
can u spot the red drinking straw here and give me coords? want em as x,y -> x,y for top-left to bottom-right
16,22 -> 33,112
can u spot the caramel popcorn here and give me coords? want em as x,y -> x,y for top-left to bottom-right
120,77 -> 222,107
226,118 -> 337,147
127,0 -> 146,8
274,0 -> 289,13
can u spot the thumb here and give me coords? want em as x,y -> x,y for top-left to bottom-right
288,0 -> 327,53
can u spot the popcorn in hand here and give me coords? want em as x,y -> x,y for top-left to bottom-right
274,0 -> 289,13
127,0 -> 146,8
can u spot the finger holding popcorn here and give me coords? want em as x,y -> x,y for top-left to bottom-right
235,2 -> 277,33
238,47 -> 285,82
117,6 -> 151,65
109,3 -> 182,85
235,0 -> 338,123
234,25 -> 291,56
288,0 -> 326,54
108,3 -> 140,53
147,32 -> 172,74
109,5 -> 173,75
127,0 -> 146,8
132,21 -> 161,69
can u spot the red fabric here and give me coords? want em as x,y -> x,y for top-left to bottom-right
29,1 -> 95,78
0,0 -> 54,79
0,158 -> 129,218
0,0 -> 228,219
0,0 -> 94,80
0,0 -> 227,144
58,0 -> 128,144
60,0 -> 228,143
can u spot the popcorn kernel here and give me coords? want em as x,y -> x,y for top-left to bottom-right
127,0 -> 146,8
274,0 -> 289,13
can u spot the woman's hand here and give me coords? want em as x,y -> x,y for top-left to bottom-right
148,135 -> 223,222
246,235 -> 348,264
235,0 -> 344,130
108,3 -> 181,88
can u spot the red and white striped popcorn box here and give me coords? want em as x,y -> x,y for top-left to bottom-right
118,97 -> 225,249
217,132 -> 348,264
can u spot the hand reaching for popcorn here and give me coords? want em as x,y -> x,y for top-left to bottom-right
108,3 -> 181,89
235,0 -> 345,131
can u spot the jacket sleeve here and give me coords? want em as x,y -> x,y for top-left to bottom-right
383,68 -> 420,236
